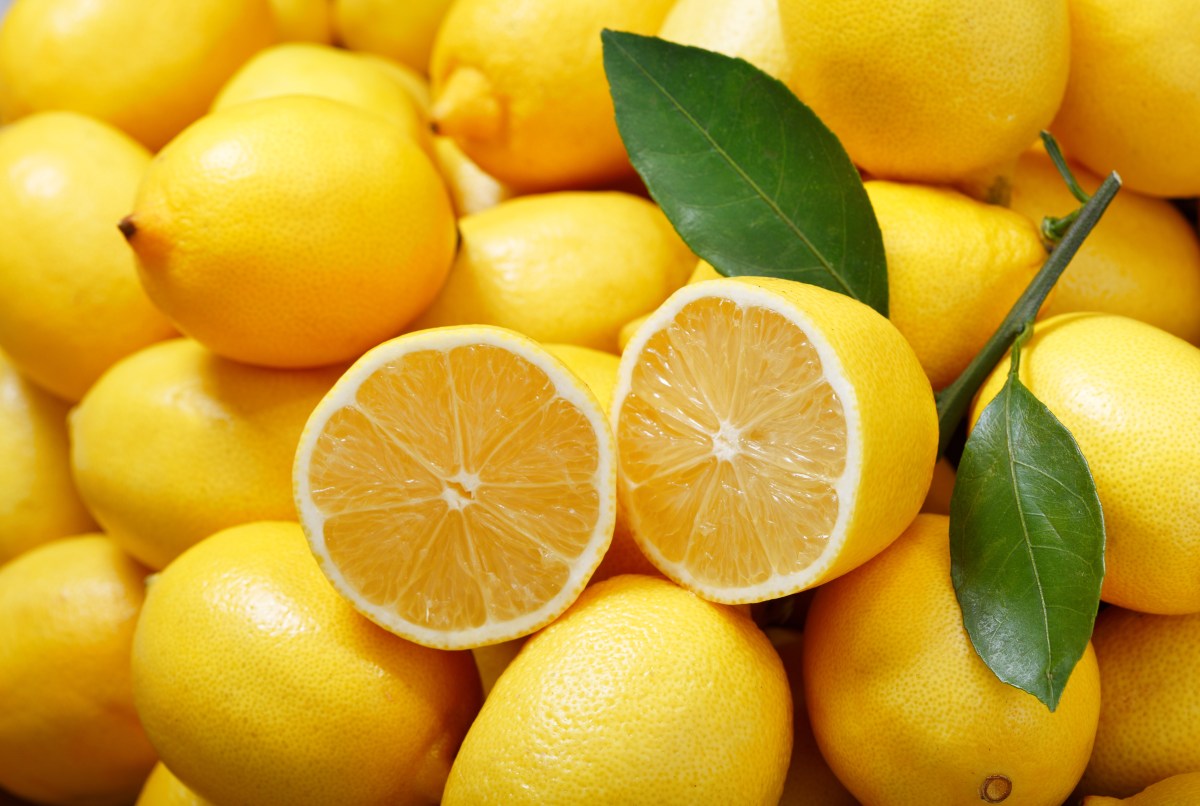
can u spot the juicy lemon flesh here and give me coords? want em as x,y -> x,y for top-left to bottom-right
619,297 -> 847,590
308,343 -> 603,634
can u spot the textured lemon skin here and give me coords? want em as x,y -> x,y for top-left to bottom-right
212,44 -> 429,152
0,536 -> 156,805
70,339 -> 342,571
334,0 -> 454,72
430,0 -> 677,191
0,112 -> 176,402
136,763 -> 212,806
779,0 -> 1068,185
1051,0 -> 1200,197
1010,150 -> 1200,344
971,314 -> 1200,614
132,522 -> 483,806
866,181 -> 1046,391
127,96 -> 455,369
658,0 -> 799,93
444,575 -> 792,805
805,515 -> 1101,805
1077,610 -> 1200,799
615,276 -> 938,601
1084,772 -> 1200,805
0,0 -> 276,150
0,353 -> 96,563
413,192 -> 694,353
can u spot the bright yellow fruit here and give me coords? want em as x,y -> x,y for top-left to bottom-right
617,260 -> 723,352
268,0 -> 332,42
1085,773 -> 1200,805
136,764 -> 212,806
613,277 -> 937,603
361,54 -> 433,115
444,574 -> 792,805
413,192 -> 694,353
805,514 -> 1101,805
770,631 -> 857,806
1010,149 -> 1200,343
0,0 -> 276,150
971,313 -> 1200,614
471,638 -> 527,699
867,180 -> 1046,390
124,96 -> 455,369
432,135 -> 516,217
132,521 -> 483,806
0,352 -> 96,563
333,0 -> 454,73
430,0 -> 677,190
294,326 -> 617,649
0,536 -> 156,805
1076,608 -> 1200,798
779,0 -> 1069,189
1051,0 -> 1200,197
70,338 -> 342,570
658,0 -> 800,93
212,43 -> 429,152
0,112 -> 175,402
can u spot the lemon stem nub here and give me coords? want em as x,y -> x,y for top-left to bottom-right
117,216 -> 137,240
432,67 -> 503,141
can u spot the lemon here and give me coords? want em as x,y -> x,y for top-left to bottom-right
1010,149 -> 1200,344
333,0 -> 455,73
805,514 -> 1101,804
658,0 -> 799,93
778,0 -> 1069,189
136,764 -> 211,806
294,326 -> 617,649
0,536 -> 156,805
432,135 -> 516,216
0,112 -> 176,402
0,352 -> 95,563
430,0 -> 677,190
616,260 -> 723,352
0,0 -> 276,150
212,43 -> 429,152
971,313 -> 1200,615
613,277 -> 937,603
444,574 -> 792,805
361,54 -> 433,116
132,521 -> 483,806
1075,608 -> 1200,798
412,192 -> 694,353
70,338 -> 342,570
867,180 -> 1046,390
1084,773 -> 1200,805
470,638 -> 527,699
268,0 -> 332,42
1051,0 -> 1200,197
124,95 -> 455,369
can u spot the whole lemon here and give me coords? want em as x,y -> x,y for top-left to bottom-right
413,192 -> 694,352
778,0 -> 1069,189
0,0 -> 276,150
971,314 -> 1200,615
1050,0 -> 1200,197
212,43 -> 429,151
333,0 -> 455,73
0,352 -> 96,563
69,339 -> 342,570
132,521 -> 483,806
867,180 -> 1047,390
124,96 -> 455,369
0,536 -> 156,805
0,112 -> 175,402
444,574 -> 792,805
1076,608 -> 1200,798
804,514 -> 1101,805
136,764 -> 211,806
1010,149 -> 1200,344
430,0 -> 677,191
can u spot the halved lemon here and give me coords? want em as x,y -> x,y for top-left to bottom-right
294,325 -> 617,649
612,276 -> 937,603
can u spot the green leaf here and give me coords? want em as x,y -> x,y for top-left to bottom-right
949,329 -> 1105,711
601,30 -> 887,316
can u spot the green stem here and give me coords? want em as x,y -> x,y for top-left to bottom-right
1041,132 -> 1090,203
934,171 -> 1122,458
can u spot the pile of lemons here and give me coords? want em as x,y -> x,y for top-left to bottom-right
0,1 -> 1198,804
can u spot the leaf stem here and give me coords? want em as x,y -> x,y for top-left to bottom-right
933,171 -> 1122,458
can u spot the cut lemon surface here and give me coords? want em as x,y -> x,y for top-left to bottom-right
294,326 -> 616,649
612,277 -> 937,603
